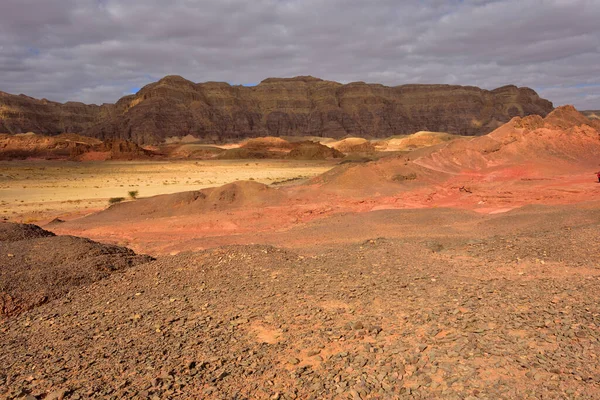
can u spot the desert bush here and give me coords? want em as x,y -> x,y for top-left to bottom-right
128,190 -> 139,199
392,173 -> 417,182
108,197 -> 125,205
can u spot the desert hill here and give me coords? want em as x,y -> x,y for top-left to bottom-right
317,106 -> 600,193
413,105 -> 600,174
373,131 -> 462,152
329,138 -> 376,153
52,106 -> 600,255
0,76 -> 553,144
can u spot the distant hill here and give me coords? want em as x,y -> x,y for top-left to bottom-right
0,76 -> 554,144
581,110 -> 600,120
0,91 -> 112,135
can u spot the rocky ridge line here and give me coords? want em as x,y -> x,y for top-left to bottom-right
1,76 -> 553,144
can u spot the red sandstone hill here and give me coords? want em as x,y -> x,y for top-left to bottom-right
314,105 -> 600,195
0,133 -> 101,160
1,76 -> 553,145
54,106 -> 600,255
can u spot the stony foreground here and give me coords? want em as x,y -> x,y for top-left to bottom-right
0,223 -> 153,318
2,210 -> 600,399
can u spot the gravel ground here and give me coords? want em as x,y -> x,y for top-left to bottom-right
1,211 -> 600,399
0,223 -> 153,318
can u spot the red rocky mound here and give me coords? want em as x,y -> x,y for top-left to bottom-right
410,105 -> 600,176
0,133 -> 101,160
329,138 -> 376,154
240,137 -> 294,151
73,139 -> 154,161
0,134 -> 153,161
287,141 -> 344,160
318,106 -> 600,192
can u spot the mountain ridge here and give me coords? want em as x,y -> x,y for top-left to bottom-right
1,75 -> 554,144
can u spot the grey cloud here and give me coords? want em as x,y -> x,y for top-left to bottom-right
0,0 -> 598,108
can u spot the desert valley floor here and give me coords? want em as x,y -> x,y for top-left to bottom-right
2,107 -> 600,399
0,159 -> 336,224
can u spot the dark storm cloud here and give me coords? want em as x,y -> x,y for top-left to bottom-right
0,0 -> 598,108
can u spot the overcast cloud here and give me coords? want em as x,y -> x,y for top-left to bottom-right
0,0 -> 598,108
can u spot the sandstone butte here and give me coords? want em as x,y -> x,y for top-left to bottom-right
0,75 -> 554,145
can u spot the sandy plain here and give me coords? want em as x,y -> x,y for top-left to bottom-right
0,159 -> 337,223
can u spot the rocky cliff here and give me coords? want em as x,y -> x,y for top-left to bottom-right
0,91 -> 113,135
1,76 -> 554,144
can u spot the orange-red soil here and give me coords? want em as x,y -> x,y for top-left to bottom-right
50,106 -> 600,255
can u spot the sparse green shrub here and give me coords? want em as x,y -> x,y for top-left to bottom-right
108,197 -> 125,205
128,190 -> 139,199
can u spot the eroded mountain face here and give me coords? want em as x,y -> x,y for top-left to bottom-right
0,91 -> 113,135
0,76 -> 554,144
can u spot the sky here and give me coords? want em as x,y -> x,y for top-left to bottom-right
0,0 -> 599,109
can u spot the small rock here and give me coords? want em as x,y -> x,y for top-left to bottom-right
354,356 -> 368,367
203,386 -> 217,395
46,389 -> 69,400
369,325 -> 382,334
349,389 -> 363,400
288,358 -> 300,365
230,318 -> 249,326
215,371 -> 229,381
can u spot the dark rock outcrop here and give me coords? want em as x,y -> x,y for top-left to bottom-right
0,91 -> 113,134
0,222 -> 153,318
1,76 -> 554,144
